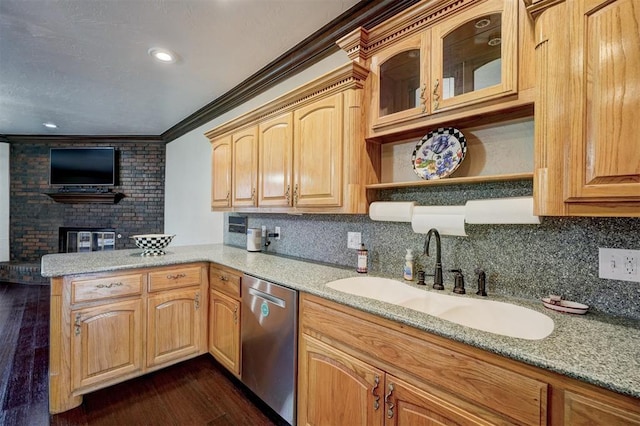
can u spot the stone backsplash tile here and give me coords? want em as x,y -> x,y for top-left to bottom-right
224,181 -> 640,320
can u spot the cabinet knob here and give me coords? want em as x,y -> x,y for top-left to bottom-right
194,293 -> 200,310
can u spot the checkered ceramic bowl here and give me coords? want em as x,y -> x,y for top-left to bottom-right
132,234 -> 175,256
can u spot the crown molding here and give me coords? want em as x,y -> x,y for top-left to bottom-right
3,135 -> 164,144
161,0 -> 420,143
3,0 -> 419,145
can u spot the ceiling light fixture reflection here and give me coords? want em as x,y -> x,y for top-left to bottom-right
474,18 -> 491,29
148,47 -> 177,64
43,122 -> 58,129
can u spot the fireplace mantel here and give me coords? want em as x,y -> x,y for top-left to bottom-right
44,192 -> 124,204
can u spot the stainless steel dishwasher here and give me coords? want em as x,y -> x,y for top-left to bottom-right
241,274 -> 298,425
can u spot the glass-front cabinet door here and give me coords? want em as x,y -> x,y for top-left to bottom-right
370,32 -> 428,128
430,0 -> 517,112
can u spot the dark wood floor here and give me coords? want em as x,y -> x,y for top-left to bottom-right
0,282 -> 284,426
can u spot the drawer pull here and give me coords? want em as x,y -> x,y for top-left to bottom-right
219,275 -> 228,282
74,314 -> 81,336
166,273 -> 186,280
385,383 -> 395,419
96,282 -> 123,289
372,375 -> 380,410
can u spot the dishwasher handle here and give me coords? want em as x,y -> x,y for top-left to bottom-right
247,287 -> 287,308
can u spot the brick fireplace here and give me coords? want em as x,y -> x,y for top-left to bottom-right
5,140 -> 166,284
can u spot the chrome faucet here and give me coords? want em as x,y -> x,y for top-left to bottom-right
424,228 -> 444,290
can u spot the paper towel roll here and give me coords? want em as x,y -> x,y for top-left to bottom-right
411,206 -> 467,236
465,196 -> 540,224
369,201 -> 415,222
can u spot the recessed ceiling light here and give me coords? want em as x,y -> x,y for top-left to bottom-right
148,47 -> 177,64
43,122 -> 58,129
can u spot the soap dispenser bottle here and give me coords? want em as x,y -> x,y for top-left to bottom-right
403,249 -> 414,280
357,243 -> 368,273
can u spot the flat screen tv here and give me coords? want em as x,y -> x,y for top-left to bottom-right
49,147 -> 116,186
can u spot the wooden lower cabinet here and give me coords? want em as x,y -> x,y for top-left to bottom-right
298,293 -> 640,426
147,287 -> 205,368
209,289 -> 241,376
50,263 -> 208,414
71,298 -> 143,391
299,335 -> 384,426
299,334 -> 507,426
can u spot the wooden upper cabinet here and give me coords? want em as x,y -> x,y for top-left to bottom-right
258,112 -> 293,207
531,0 -> 640,216
205,63 -> 374,214
430,0 -> 518,112
231,126 -> 258,208
211,135 -> 232,209
566,0 -> 640,206
370,32 -> 429,129
293,93 -> 343,208
338,0 -> 531,140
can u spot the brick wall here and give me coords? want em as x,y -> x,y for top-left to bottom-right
10,141 -> 165,262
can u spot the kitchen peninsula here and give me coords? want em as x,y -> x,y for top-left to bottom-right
42,244 -> 640,424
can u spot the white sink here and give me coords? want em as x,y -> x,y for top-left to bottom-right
326,277 -> 554,340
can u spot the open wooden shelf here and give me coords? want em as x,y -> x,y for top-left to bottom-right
44,192 -> 125,204
365,172 -> 533,190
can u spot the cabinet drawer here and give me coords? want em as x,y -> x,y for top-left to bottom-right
209,265 -> 241,298
71,273 -> 144,304
148,266 -> 202,292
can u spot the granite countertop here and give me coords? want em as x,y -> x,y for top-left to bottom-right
41,243 -> 640,399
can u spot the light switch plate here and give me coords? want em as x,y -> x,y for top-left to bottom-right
598,248 -> 640,282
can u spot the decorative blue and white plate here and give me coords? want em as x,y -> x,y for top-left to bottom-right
411,127 -> 467,180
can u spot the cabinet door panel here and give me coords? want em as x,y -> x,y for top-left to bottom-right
209,289 -> 240,377
71,299 -> 143,390
294,94 -> 343,207
370,32 -> 429,129
211,136 -> 232,209
564,390 -> 640,426
568,0 -> 640,201
386,376 -> 499,426
147,288 -> 203,367
259,112 -> 293,207
431,0 -> 517,112
232,127 -> 258,207
298,335 -> 384,426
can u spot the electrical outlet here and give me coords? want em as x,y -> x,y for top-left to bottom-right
261,225 -> 266,237
599,248 -> 640,282
275,226 -> 281,240
347,232 -> 361,249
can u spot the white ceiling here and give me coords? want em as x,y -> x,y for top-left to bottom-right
0,0 -> 361,136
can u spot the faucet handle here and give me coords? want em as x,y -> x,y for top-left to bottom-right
449,269 -> 465,294
475,268 -> 487,296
